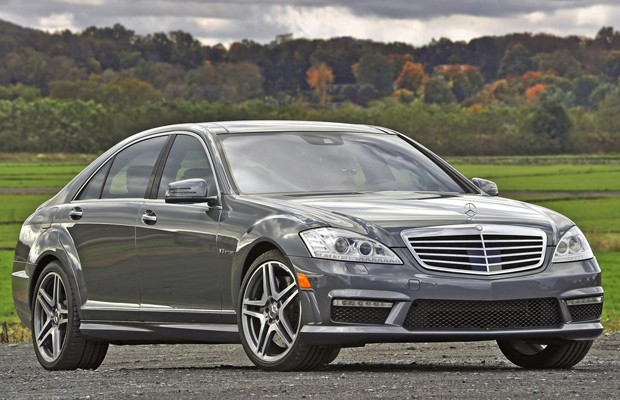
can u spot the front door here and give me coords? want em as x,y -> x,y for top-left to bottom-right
135,134 -> 222,323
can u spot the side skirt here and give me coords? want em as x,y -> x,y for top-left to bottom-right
80,321 -> 241,345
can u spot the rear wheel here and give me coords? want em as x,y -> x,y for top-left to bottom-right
238,250 -> 335,371
497,339 -> 593,369
32,261 -> 108,370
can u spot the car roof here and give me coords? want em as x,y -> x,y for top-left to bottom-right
200,120 -> 387,135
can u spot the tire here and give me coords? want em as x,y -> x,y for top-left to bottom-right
497,339 -> 593,369
238,249 -> 335,371
31,261 -> 109,370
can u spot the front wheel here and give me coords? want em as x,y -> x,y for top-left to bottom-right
32,261 -> 108,370
497,339 -> 593,369
238,250 -> 336,371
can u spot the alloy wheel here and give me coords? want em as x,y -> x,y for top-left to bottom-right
241,260 -> 300,363
33,272 -> 69,363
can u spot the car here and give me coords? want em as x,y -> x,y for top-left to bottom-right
13,120 -> 603,371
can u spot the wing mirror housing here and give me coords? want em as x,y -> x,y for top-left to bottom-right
165,178 -> 219,206
472,178 -> 499,196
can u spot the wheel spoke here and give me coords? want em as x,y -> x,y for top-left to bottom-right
36,319 -> 53,345
53,275 -> 61,306
273,323 -> 292,348
267,263 -> 279,298
51,326 -> 62,358
36,292 -> 54,317
261,265 -> 271,298
244,298 -> 267,307
242,308 -> 264,320
273,282 -> 296,302
256,323 -> 273,357
58,308 -> 69,326
280,288 -> 299,309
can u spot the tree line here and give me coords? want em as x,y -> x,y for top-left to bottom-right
0,19 -> 619,155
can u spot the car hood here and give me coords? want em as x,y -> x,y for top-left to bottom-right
260,192 -> 570,247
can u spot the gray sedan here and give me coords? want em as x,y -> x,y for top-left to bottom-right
12,121 -> 603,371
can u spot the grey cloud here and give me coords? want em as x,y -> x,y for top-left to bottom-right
5,0 -> 620,21
1,0 -> 618,46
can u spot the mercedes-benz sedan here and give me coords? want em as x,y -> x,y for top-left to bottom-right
13,121 -> 603,371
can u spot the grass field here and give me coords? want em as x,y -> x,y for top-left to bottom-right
0,154 -> 619,333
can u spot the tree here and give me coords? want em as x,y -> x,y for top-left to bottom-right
574,75 -> 601,107
394,61 -> 428,94
535,50 -> 582,78
604,50 -> 620,80
352,53 -> 393,96
424,77 -> 456,104
217,62 -> 264,103
306,63 -> 334,106
530,100 -> 571,153
498,43 -> 535,77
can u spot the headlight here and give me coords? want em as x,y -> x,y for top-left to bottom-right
300,227 -> 402,264
552,226 -> 594,263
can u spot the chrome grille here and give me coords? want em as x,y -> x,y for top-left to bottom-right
402,225 -> 547,275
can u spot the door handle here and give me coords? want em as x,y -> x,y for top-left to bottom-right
69,207 -> 83,221
141,210 -> 157,225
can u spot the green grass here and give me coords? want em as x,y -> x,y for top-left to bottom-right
598,252 -> 620,331
0,194 -> 51,222
0,250 -> 18,322
0,194 -> 51,248
0,163 -> 84,188
530,198 -> 620,233
453,164 -> 620,192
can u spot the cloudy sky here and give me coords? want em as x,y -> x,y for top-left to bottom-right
0,0 -> 618,47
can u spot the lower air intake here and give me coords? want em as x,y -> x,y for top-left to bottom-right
404,298 -> 562,330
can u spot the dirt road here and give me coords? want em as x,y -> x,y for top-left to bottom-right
1,334 -> 619,399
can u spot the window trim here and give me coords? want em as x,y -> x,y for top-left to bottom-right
148,133 -> 220,200
72,131 -> 221,202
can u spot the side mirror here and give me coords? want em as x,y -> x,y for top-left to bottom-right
165,178 -> 218,205
472,178 -> 499,196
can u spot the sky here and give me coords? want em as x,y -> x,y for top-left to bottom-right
0,0 -> 618,47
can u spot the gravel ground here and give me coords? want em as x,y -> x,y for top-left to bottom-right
1,334 -> 619,399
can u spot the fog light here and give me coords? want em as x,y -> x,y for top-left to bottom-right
333,299 -> 393,308
565,296 -> 603,306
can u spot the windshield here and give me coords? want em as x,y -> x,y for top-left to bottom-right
218,132 -> 466,195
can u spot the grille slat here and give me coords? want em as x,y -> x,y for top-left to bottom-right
404,298 -> 562,330
402,225 -> 547,275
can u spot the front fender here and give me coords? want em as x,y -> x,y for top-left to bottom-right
226,214 -> 322,309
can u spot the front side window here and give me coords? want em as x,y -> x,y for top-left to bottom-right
100,136 -> 167,199
218,132 -> 466,195
156,135 -> 215,198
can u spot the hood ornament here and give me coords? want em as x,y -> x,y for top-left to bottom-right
464,203 -> 477,217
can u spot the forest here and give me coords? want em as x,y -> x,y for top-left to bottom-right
1,19 -> 620,155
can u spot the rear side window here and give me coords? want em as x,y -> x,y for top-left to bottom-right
99,136 -> 167,199
78,136 -> 168,200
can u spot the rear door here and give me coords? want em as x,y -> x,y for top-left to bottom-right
62,135 -> 168,321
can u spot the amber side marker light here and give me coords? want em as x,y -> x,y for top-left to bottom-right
297,273 -> 312,289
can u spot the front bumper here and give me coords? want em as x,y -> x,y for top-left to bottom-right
290,251 -> 603,346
